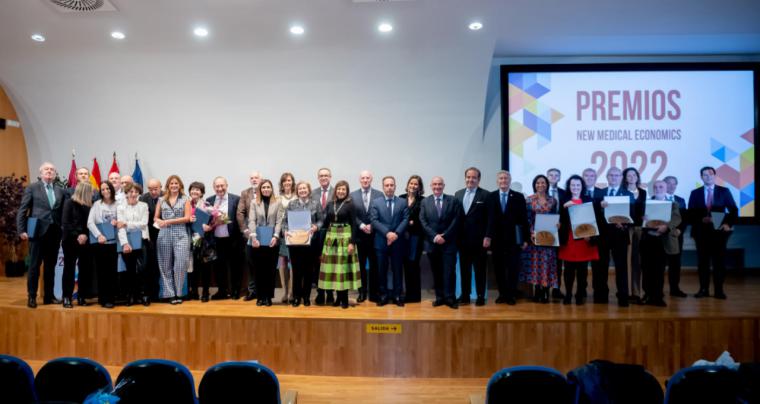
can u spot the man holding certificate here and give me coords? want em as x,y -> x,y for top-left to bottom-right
640,180 -> 681,307
17,162 -> 65,308
688,166 -> 738,300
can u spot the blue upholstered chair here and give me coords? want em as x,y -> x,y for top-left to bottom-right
115,358 -> 197,404
567,359 -> 663,404
486,365 -> 572,404
664,365 -> 741,404
0,354 -> 37,403
34,356 -> 112,403
199,361 -> 281,404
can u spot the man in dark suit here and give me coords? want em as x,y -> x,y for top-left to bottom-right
139,178 -> 163,302
594,167 -> 634,307
688,166 -> 737,299
454,167 -> 490,306
206,176 -> 242,303
16,162 -> 66,308
370,176 -> 409,306
420,176 -> 461,309
663,175 -> 688,298
484,170 -> 529,306
351,170 -> 383,303
311,167 -> 334,305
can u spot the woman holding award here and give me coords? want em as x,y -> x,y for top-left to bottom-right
87,181 -> 119,308
319,180 -> 361,309
283,181 -> 322,307
248,179 -> 283,307
558,175 -> 598,305
116,183 -> 150,306
520,174 -> 558,304
278,173 -> 297,304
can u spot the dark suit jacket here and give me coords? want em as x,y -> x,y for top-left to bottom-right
207,193 -> 242,236
369,195 -> 409,251
139,192 -> 161,243
484,189 -> 529,248
687,185 -> 738,237
672,194 -> 688,236
419,193 -> 461,253
351,188 -> 384,236
16,181 -> 65,237
594,186 -> 634,241
454,187 -> 489,249
549,187 -> 566,205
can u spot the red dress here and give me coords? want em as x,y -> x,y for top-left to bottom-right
559,198 -> 599,262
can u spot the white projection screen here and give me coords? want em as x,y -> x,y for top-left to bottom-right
502,63 -> 759,220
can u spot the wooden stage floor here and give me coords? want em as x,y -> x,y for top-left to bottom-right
1,271 -> 758,401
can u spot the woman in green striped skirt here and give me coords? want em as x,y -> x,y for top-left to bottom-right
320,180 -> 362,309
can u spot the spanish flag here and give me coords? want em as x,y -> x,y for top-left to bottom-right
89,158 -> 102,188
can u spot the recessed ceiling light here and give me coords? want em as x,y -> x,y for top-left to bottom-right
193,27 -> 209,38
110,31 -> 125,40
290,25 -> 305,35
468,21 -> 483,31
31,34 -> 46,42
378,23 -> 393,33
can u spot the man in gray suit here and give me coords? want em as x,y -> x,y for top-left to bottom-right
350,170 -> 383,303
640,180 -> 681,307
311,167 -> 334,305
16,162 -> 66,308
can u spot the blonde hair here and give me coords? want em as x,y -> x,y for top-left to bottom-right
72,182 -> 94,207
163,175 -> 186,199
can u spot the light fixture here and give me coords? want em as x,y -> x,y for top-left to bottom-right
31,34 -> 46,42
468,21 -> 483,31
193,27 -> 209,38
290,25 -> 305,35
378,23 -> 393,33
110,31 -> 125,40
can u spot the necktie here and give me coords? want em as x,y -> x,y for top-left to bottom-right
321,189 -> 327,210
608,188 -> 615,197
706,187 -> 713,210
500,192 -> 507,213
464,189 -> 473,213
363,190 -> 369,211
45,184 -> 55,208
386,198 -> 393,215
436,197 -> 442,216
587,189 -> 593,198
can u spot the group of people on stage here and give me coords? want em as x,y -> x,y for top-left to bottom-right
16,161 -> 736,310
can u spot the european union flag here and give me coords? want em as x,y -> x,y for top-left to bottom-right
132,158 -> 144,188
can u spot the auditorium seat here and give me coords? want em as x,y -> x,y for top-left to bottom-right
0,354 -> 37,403
664,365 -> 741,404
198,361 -> 281,404
738,363 -> 760,404
115,358 -> 197,404
485,365 -> 572,404
567,359 -> 663,404
34,356 -> 112,403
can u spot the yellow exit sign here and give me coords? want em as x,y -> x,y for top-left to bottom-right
366,323 -> 402,334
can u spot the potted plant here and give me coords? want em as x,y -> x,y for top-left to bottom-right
0,173 -> 28,276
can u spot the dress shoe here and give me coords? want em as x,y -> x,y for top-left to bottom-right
303,299 -> 311,307
333,297 -> 342,307
494,296 -> 507,304
562,296 -> 572,305
376,298 -> 388,307
256,299 -> 264,306
63,297 -> 73,308
142,296 -> 152,306
575,296 -> 585,305
714,291 -> 727,300
292,298 -> 301,307
265,298 -> 272,306
103,302 -> 115,309
244,293 -> 256,302
187,291 -> 199,301
211,292 -> 229,301
326,292 -> 335,305
432,299 -> 445,307
446,299 -> 459,309
551,288 -> 565,299
651,299 -> 667,307
44,298 -> 62,305
315,292 -> 325,306
670,289 -> 688,298
594,296 -> 609,304
694,290 -> 710,298
126,296 -> 135,307
357,291 -> 367,303
505,297 -> 517,306
458,296 -> 471,305
28,297 -> 37,309
475,296 -> 486,306
77,297 -> 88,306
394,298 -> 405,307
629,295 -> 643,305
618,299 -> 629,308
341,299 -> 349,309
230,293 -> 241,300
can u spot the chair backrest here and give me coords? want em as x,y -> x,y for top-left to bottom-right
568,359 -> 663,404
738,362 -> 760,404
0,354 -> 37,403
199,361 -> 281,404
486,365 -> 572,404
664,365 -> 741,404
34,357 -> 112,403
115,359 -> 197,404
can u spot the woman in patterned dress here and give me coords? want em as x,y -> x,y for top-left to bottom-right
520,174 -> 558,303
319,180 -> 362,309
154,175 -> 192,305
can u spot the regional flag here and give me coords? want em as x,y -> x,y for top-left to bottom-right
89,158 -> 102,188
66,158 -> 77,188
